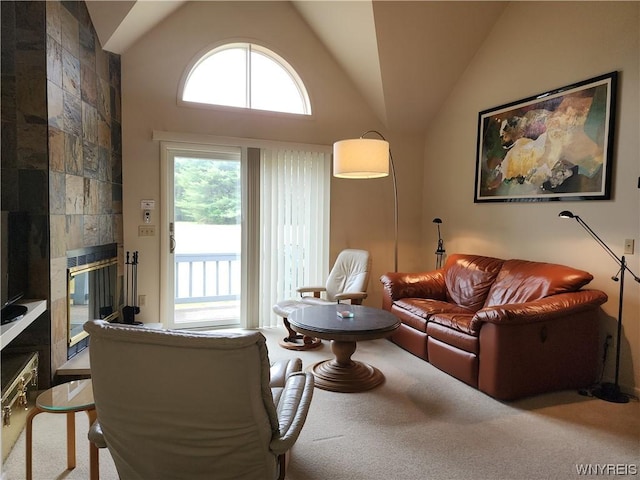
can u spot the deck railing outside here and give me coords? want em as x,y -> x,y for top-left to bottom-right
175,253 -> 240,304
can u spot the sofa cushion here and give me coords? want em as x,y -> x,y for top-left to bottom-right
428,312 -> 476,335
395,298 -> 472,319
427,322 -> 479,354
484,259 -> 593,307
444,254 -> 505,311
393,299 -> 473,332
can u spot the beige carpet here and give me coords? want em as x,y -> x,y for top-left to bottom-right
3,327 -> 639,479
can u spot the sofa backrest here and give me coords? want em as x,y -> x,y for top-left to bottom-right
484,259 -> 594,307
444,254 -> 504,311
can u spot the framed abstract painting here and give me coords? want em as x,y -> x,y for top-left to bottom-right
474,71 -> 617,202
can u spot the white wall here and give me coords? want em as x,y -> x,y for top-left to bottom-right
424,2 -> 640,393
121,1 -> 425,323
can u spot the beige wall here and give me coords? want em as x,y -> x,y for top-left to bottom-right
121,0 -> 639,393
424,2 -> 640,393
121,2 -> 425,322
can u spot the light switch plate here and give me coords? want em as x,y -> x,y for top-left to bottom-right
624,239 -> 634,255
138,225 -> 156,237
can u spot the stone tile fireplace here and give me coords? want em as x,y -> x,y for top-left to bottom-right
1,1 -> 123,388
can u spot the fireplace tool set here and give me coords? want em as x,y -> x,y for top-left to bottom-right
122,251 -> 142,325
98,263 -> 113,319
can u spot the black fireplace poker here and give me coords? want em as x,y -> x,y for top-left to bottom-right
122,250 -> 142,325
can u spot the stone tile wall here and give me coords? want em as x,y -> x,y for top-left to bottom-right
1,1 -> 52,387
1,0 -> 123,387
46,0 -> 123,375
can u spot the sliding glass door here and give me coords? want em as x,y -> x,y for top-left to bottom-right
162,144 -> 243,329
158,135 -> 331,330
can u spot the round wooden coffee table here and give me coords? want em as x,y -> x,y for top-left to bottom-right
287,305 -> 400,393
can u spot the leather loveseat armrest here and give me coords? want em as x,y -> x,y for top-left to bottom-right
471,289 -> 608,328
380,269 -> 447,311
380,270 -> 447,310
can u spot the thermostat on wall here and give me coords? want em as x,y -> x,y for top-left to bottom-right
141,200 -> 155,210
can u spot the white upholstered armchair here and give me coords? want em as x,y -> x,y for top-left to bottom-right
84,320 -> 314,480
273,249 -> 372,350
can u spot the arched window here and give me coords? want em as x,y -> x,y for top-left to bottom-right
182,43 -> 311,115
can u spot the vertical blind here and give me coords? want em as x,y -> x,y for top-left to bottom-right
259,148 -> 331,327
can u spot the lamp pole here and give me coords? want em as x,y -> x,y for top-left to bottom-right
559,211 -> 640,403
433,218 -> 445,269
361,131 -> 398,272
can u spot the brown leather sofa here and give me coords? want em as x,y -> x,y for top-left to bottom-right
380,253 -> 608,400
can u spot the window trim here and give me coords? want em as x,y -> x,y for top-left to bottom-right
177,41 -> 312,116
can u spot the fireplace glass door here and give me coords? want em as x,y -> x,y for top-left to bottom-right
68,258 -> 118,348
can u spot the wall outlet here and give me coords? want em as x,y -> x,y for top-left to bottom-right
624,239 -> 634,255
138,294 -> 146,306
138,225 -> 156,237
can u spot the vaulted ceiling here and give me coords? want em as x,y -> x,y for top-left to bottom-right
86,1 -> 507,135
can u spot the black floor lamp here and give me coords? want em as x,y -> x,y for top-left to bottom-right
559,210 -> 640,403
433,218 -> 445,269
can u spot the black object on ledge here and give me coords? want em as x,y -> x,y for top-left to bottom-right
1,293 -> 27,325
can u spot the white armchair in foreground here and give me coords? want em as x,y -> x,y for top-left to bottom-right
84,320 -> 314,480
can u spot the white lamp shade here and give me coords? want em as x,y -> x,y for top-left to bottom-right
333,138 -> 390,179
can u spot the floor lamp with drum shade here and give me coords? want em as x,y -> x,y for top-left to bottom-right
333,131 -> 398,272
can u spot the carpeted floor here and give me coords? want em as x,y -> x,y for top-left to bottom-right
3,326 -> 639,479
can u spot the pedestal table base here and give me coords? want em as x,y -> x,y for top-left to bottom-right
309,340 -> 384,392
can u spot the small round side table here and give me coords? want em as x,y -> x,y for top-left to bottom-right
25,378 -> 99,480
